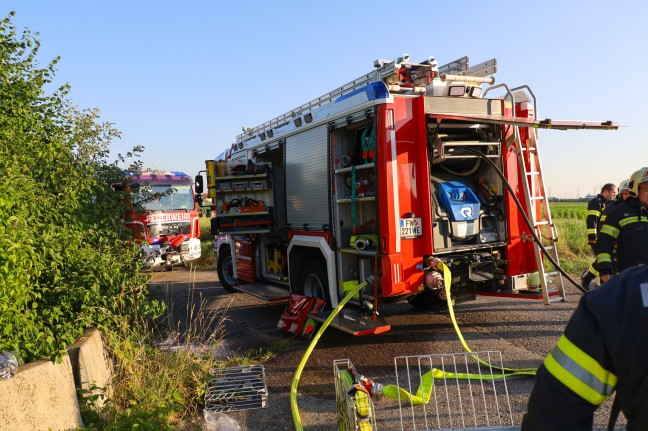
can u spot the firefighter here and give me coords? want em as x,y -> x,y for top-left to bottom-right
600,179 -> 629,224
599,180 -> 630,275
521,265 -> 648,430
596,167 -> 648,284
580,183 -> 617,289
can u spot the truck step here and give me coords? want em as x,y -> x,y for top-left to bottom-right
477,289 -> 561,300
233,283 -> 291,303
308,308 -> 391,336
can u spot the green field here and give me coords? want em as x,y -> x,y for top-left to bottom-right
549,201 -> 588,219
549,202 -> 590,273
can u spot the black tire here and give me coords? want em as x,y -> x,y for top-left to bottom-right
216,248 -> 237,293
299,260 -> 332,310
409,289 -> 449,312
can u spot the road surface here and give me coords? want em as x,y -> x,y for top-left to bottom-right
149,268 -> 623,430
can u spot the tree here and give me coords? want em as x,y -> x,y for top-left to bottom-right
0,11 -> 163,363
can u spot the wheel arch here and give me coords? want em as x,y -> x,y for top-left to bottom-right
214,236 -> 237,278
287,235 -> 338,307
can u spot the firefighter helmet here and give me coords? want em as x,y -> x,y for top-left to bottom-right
628,167 -> 648,197
618,179 -> 630,193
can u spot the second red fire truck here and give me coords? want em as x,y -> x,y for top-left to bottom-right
119,170 -> 202,270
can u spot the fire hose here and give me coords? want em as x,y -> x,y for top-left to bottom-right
291,267 -> 537,430
379,260 -> 536,407
290,280 -> 369,431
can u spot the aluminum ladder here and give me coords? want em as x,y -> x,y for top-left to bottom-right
236,54 -> 430,142
512,100 -> 566,304
236,53 -> 464,142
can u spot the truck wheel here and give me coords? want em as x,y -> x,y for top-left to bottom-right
217,248 -> 237,293
409,289 -> 449,312
300,261 -> 331,309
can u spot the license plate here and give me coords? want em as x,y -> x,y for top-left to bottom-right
400,217 -> 422,239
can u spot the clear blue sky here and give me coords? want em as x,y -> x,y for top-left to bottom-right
4,0 -> 646,198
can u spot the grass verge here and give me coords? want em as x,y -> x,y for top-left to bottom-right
553,218 -> 592,274
79,269 -> 294,429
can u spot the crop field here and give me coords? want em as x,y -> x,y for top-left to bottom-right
549,201 -> 587,219
548,201 -> 590,273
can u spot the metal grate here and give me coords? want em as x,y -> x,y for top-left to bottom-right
205,364 -> 268,412
393,351 -> 518,431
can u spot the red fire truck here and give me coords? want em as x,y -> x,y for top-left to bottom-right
119,170 -> 202,269
196,54 -> 617,335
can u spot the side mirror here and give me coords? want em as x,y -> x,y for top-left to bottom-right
195,175 -> 204,195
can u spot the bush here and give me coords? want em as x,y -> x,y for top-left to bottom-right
0,12 -> 163,364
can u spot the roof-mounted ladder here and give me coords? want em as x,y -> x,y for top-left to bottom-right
236,54 -> 437,141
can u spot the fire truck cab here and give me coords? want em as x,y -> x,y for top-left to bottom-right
118,170 -> 202,270
197,54 -> 616,334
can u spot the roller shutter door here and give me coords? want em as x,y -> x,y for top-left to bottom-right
285,126 -> 328,228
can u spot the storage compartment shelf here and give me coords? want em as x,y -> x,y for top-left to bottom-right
215,173 -> 269,180
336,197 -> 376,203
335,163 -> 374,174
211,162 -> 274,233
211,209 -> 273,235
338,248 -> 377,256
216,228 -> 271,234
217,211 -> 270,217
216,187 -> 270,193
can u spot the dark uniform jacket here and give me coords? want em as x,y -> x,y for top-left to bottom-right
599,197 -> 623,225
586,194 -> 608,243
595,197 -> 648,276
522,266 -> 648,430
599,197 -> 625,273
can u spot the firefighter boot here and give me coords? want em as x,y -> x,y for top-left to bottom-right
581,270 -> 594,292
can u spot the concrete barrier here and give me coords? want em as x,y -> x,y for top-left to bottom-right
68,328 -> 113,408
0,328 -> 112,431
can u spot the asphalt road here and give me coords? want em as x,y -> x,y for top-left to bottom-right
149,269 -> 625,431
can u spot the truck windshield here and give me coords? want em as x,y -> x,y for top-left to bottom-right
142,184 -> 194,211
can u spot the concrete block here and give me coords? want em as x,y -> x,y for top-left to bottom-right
68,328 -> 113,408
0,328 -> 113,430
0,355 -> 83,431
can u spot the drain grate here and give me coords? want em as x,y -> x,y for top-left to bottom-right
205,364 -> 268,412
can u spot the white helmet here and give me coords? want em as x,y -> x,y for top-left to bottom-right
527,272 -> 541,292
628,167 -> 648,197
618,179 -> 630,193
